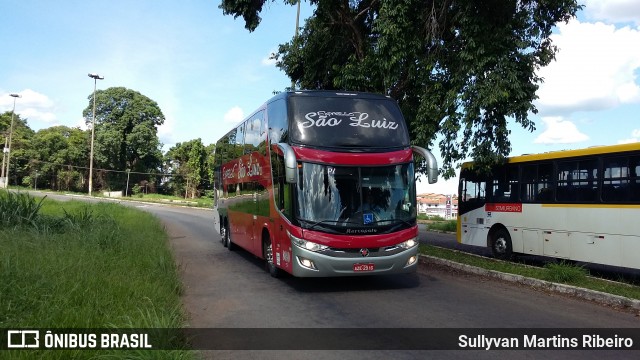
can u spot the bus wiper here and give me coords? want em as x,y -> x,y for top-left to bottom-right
367,218 -> 414,227
302,219 -> 359,231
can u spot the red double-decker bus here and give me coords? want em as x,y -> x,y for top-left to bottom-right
213,91 -> 438,277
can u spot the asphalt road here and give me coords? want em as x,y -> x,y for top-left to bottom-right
26,193 -> 640,359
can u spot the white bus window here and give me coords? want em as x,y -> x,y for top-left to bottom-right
558,160 -> 597,202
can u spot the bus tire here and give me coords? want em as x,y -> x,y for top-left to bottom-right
226,225 -> 236,251
220,224 -> 227,246
491,228 -> 512,260
263,235 -> 281,278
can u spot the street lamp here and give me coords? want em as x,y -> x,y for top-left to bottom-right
291,0 -> 301,90
2,93 -> 21,188
88,73 -> 104,196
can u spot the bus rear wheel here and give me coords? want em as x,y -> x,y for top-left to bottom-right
263,236 -> 281,278
490,228 -> 512,260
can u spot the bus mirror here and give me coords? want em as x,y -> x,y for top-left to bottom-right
277,143 -> 297,184
411,146 -> 438,184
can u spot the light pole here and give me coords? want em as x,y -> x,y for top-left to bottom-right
3,93 -> 21,188
88,73 -> 104,196
291,0 -> 301,90
0,134 -> 7,187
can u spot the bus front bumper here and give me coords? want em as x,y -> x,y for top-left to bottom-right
290,244 -> 419,277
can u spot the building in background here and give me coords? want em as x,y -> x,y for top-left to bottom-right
417,193 -> 458,219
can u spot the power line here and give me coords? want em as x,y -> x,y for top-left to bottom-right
29,159 -> 186,177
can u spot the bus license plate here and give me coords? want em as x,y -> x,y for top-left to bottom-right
353,263 -> 375,272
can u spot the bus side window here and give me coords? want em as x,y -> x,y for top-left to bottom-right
603,156 -> 633,202
270,146 -> 293,219
521,165 -> 537,202
632,156 -> 640,201
491,164 -> 518,202
464,178 -> 485,202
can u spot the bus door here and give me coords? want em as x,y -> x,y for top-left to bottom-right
460,175 -> 488,247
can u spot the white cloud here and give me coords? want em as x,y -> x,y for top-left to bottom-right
0,89 -> 57,123
534,116 -> 589,144
223,106 -> 244,123
584,0 -> 640,25
535,19 -> 640,115
158,116 -> 175,147
261,49 -> 278,66
76,118 -> 89,131
618,128 -> 640,144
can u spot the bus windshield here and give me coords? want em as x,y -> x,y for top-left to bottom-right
295,162 -> 416,232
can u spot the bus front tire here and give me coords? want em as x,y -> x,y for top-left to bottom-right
220,226 -> 227,246
263,236 -> 281,278
491,229 -> 512,260
225,225 -> 236,251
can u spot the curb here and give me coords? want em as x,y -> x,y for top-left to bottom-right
418,254 -> 640,312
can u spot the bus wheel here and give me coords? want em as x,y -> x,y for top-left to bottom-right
263,236 -> 281,278
491,229 -> 512,260
220,226 -> 227,246
226,225 -> 235,251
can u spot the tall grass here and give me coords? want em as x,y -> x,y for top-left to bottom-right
0,191 -> 194,359
543,261 -> 589,284
0,191 -> 45,228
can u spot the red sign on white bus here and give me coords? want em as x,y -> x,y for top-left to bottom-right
485,203 -> 522,213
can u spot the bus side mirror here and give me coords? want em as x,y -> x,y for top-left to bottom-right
277,142 -> 297,184
412,146 -> 438,184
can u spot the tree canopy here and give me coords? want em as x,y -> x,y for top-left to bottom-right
219,0 -> 581,177
30,126 -> 88,191
82,87 -> 165,189
1,111 -> 35,187
164,139 -> 215,198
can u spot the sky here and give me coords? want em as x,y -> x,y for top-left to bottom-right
1,0 -> 640,196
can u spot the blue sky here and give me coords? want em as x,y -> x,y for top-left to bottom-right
1,0 -> 640,196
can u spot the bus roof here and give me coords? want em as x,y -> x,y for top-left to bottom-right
267,90 -> 394,103
461,142 -> 640,168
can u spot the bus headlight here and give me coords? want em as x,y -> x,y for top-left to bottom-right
399,237 -> 418,249
288,231 -> 329,252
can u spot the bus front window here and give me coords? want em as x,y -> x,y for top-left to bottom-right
296,163 -> 416,231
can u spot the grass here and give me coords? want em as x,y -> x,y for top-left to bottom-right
0,190 -> 194,359
134,193 -> 213,208
14,184 -> 214,208
0,191 -> 45,229
420,244 -> 640,301
426,220 -> 457,232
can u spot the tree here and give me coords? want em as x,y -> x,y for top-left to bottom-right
219,0 -> 581,177
0,111 -> 35,187
82,87 -> 165,190
164,139 -> 212,197
31,126 -> 88,191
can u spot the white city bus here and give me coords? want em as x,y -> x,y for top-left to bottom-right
457,143 -> 640,270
